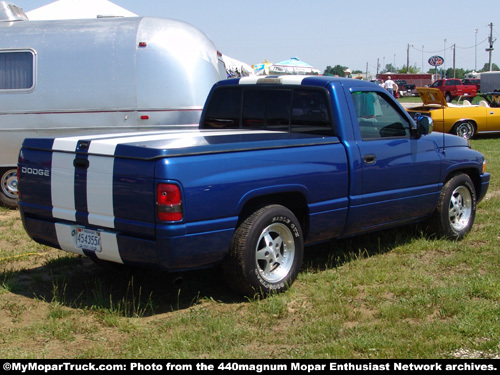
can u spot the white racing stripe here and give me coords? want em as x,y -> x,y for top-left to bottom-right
96,231 -> 123,264
51,152 -> 76,221
55,223 -> 84,256
87,155 -> 115,228
86,129 -> 276,155
51,130 -> 192,151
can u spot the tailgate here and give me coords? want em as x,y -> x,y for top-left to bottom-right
19,135 -> 157,239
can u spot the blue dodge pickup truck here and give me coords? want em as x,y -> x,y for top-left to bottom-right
17,76 -> 490,296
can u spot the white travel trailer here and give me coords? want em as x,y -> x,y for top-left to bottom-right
0,2 -> 226,207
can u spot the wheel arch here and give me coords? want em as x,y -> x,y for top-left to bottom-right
237,191 -> 309,238
444,168 -> 481,199
452,118 -> 477,128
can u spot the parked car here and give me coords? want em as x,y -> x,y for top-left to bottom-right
406,88 -> 500,138
430,79 -> 477,102
462,78 -> 481,92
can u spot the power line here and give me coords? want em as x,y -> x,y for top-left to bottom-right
411,38 -> 488,54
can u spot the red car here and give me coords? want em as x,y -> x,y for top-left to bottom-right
430,79 -> 477,102
462,78 -> 481,92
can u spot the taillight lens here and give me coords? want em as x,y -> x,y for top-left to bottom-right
157,183 -> 183,222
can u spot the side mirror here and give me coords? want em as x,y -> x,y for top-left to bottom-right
416,115 -> 433,135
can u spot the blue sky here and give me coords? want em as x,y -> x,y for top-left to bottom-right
13,0 -> 500,74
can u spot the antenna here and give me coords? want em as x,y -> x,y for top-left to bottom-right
442,108 -> 446,155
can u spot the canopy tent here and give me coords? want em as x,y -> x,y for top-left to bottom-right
252,60 -> 272,75
222,55 -> 255,77
26,0 -> 138,20
268,57 -> 320,76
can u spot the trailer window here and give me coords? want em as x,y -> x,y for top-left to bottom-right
0,51 -> 34,90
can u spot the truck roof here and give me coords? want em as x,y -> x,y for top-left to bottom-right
214,75 -> 380,89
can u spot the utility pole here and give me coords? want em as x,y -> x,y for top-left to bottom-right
453,44 -> 456,78
422,45 -> 424,73
486,23 -> 496,71
407,44 -> 410,73
444,39 -> 447,74
475,29 -> 478,72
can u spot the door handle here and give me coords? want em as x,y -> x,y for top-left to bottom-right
73,158 -> 89,170
363,154 -> 376,164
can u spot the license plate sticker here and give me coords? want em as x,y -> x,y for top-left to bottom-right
76,227 -> 101,252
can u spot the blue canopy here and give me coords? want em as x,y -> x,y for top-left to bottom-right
270,57 -> 320,75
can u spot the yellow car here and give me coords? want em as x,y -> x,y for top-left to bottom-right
406,88 -> 500,139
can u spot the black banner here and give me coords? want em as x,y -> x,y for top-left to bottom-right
1,359 -> 498,374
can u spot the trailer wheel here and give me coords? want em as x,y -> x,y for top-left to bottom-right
0,168 -> 19,208
432,174 -> 476,240
223,205 -> 303,296
451,121 -> 476,139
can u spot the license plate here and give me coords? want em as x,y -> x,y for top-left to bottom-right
76,227 -> 101,252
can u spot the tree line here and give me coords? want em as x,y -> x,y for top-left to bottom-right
324,63 -> 499,78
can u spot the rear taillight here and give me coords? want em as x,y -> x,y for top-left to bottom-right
157,183 -> 183,222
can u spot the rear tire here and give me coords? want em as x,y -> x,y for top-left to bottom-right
0,168 -> 19,208
432,174 -> 476,240
223,205 -> 304,297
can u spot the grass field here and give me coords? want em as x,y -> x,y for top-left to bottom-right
0,137 -> 499,359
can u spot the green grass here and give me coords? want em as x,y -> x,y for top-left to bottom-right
0,138 -> 499,359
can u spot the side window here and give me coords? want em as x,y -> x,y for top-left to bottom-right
0,50 -> 34,90
352,91 -> 411,140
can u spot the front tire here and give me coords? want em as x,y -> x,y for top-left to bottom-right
432,174 -> 476,240
223,205 -> 304,296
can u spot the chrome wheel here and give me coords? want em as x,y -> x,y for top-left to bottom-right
432,174 -> 476,240
448,185 -> 472,232
255,222 -> 296,284
1,169 -> 18,199
454,121 -> 475,139
224,204 -> 303,296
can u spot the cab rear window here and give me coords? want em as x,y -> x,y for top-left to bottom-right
202,86 -> 335,136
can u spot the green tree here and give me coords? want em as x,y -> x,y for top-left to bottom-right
382,64 -> 396,73
479,63 -> 500,72
323,65 -> 348,76
398,65 -> 419,74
